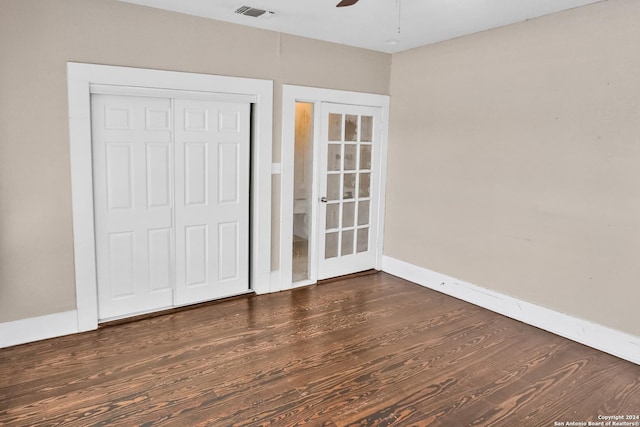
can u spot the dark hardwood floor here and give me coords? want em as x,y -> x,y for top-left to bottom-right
1,273 -> 638,426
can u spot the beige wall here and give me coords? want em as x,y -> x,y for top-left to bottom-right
0,0 -> 390,323
386,0 -> 640,337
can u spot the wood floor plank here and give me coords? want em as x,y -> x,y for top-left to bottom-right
1,273 -> 638,426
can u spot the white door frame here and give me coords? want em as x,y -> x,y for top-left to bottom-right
67,62 -> 273,332
279,85 -> 390,291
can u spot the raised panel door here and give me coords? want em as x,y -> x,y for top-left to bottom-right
92,94 -> 174,320
174,99 -> 250,305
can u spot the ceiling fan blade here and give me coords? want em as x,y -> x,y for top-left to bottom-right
336,0 -> 359,7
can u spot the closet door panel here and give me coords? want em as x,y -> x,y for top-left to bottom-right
174,99 -> 250,305
92,94 -> 174,320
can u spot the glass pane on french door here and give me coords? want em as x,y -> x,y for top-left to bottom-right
319,104 -> 381,279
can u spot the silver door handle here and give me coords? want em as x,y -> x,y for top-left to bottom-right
320,197 -> 328,203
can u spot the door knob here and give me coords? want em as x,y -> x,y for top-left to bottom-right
320,197 -> 328,203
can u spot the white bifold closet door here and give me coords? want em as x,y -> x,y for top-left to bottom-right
173,99 -> 250,306
91,94 -> 250,321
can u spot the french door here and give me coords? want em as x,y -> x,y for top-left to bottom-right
317,103 -> 382,279
91,93 -> 250,320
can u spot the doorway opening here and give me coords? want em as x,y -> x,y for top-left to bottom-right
292,102 -> 315,283
67,63 -> 273,332
279,85 -> 390,292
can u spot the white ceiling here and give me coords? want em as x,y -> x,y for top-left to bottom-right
118,0 -> 603,53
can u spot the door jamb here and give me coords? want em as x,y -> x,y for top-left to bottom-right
67,62 -> 273,332
279,85 -> 390,292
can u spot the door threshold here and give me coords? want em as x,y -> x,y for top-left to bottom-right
317,269 -> 380,285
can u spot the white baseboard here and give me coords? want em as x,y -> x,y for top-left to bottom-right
0,310 -> 79,349
382,256 -> 640,366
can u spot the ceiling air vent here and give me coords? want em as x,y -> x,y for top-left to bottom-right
234,6 -> 272,18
